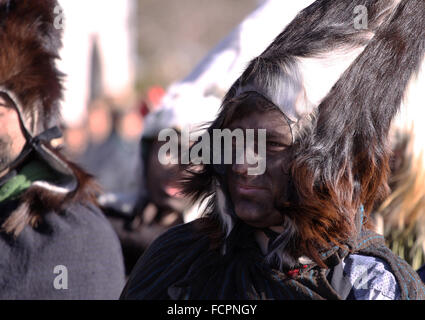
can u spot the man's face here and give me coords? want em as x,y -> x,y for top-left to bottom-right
0,97 -> 26,177
225,107 -> 293,228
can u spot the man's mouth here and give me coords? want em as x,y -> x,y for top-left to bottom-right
233,182 -> 267,195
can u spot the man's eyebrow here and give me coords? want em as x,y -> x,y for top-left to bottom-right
225,125 -> 291,140
266,129 -> 291,139
265,129 -> 293,146
266,130 -> 280,138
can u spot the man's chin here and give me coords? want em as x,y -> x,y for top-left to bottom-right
233,201 -> 273,228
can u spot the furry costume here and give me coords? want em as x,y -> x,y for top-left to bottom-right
122,0 -> 425,300
0,0 -> 125,299
0,0 -> 95,235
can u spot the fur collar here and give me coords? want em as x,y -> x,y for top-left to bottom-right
1,147 -> 98,237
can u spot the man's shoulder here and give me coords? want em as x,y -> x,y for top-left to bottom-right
142,219 -> 207,257
33,201 -> 124,258
57,201 -> 124,251
121,219 -> 211,299
62,201 -> 111,228
0,201 -> 126,299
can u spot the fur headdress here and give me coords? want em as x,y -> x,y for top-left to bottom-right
0,0 -> 63,136
0,0 -> 97,236
182,0 -> 425,268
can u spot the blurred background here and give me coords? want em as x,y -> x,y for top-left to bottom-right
135,0 -> 259,91
59,0 -> 259,195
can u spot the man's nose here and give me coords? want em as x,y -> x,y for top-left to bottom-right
231,161 -> 250,176
231,144 -> 258,176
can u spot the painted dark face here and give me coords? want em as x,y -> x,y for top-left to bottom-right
225,106 -> 293,229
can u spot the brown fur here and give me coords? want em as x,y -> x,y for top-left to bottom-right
181,0 -> 425,268
2,144 -> 100,237
0,1 -> 100,236
0,0 -> 64,132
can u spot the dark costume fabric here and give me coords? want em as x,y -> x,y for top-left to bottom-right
0,199 -> 125,299
121,219 -> 425,300
0,0 -> 126,299
0,156 -> 126,299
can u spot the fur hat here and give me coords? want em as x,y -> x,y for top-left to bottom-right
0,0 -> 97,236
182,0 -> 425,268
0,0 -> 63,137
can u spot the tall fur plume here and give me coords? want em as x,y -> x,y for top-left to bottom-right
289,0 -> 425,265
181,0 -> 425,267
374,56 -> 425,269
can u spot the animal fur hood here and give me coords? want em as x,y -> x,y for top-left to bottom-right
0,0 -> 96,236
182,0 -> 425,268
0,0 -> 63,136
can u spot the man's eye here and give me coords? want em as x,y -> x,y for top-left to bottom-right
268,141 -> 285,148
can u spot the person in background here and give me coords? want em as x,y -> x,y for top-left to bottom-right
73,99 -> 144,198
0,0 -> 125,299
63,124 -> 89,158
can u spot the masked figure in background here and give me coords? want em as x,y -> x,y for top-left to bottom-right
121,0 -> 425,300
110,0 -> 316,275
0,0 -> 125,299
